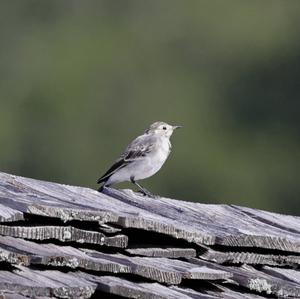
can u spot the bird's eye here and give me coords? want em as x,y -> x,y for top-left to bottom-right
163,126 -> 167,130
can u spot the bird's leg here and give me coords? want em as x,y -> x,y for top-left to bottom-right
135,182 -> 154,197
130,177 -> 155,198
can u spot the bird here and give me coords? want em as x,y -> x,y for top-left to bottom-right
97,121 -> 182,197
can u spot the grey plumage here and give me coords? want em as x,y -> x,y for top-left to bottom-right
97,121 -> 182,197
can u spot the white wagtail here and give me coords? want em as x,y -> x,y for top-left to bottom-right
97,121 -> 182,197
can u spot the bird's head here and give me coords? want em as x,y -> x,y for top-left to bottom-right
145,121 -> 182,138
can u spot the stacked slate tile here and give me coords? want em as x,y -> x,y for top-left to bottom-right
0,171 -> 299,298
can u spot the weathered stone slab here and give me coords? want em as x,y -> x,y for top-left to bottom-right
2,172 -> 299,254
0,237 -> 231,285
188,258 -> 300,297
84,249 -> 231,285
77,274 -> 217,299
0,225 -> 128,247
0,236 -> 130,273
125,247 -> 196,258
0,266 -> 96,298
0,203 -> 24,223
199,246 -> 300,267
105,188 -> 300,253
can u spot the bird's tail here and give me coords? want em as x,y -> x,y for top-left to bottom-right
98,185 -> 104,192
97,176 -> 107,184
97,174 -> 108,192
97,178 -> 110,193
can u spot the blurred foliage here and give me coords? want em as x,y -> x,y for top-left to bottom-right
0,0 -> 300,215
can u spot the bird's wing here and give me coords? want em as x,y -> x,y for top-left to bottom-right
122,136 -> 155,161
97,135 -> 156,184
97,158 -> 127,184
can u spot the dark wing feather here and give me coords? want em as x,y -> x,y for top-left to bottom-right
97,135 -> 155,184
97,158 -> 127,184
123,145 -> 153,161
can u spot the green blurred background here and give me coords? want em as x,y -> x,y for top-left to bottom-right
1,1 -> 299,215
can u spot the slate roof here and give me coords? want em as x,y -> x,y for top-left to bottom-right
0,171 -> 299,298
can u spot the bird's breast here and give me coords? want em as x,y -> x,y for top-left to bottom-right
132,139 -> 171,180
148,139 -> 171,169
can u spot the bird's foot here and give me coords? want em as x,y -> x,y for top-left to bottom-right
131,179 -> 157,198
137,189 -> 157,198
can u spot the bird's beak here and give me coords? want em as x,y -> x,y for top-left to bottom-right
173,125 -> 183,130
